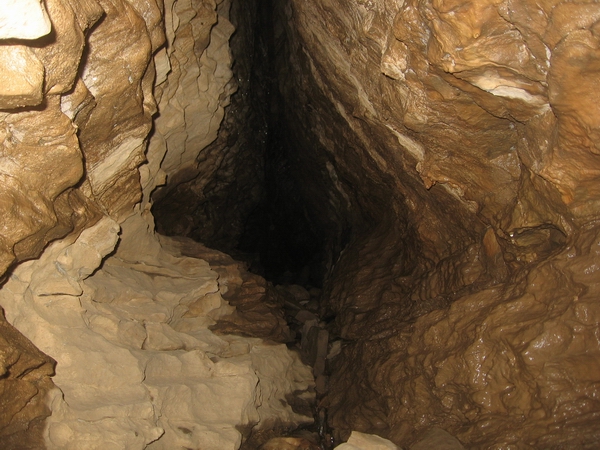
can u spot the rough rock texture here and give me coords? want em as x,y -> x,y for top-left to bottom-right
2,0 -> 600,448
1,213 -> 314,449
150,0 -> 267,252
151,0 -> 327,285
0,308 -> 55,449
272,0 -> 600,447
0,0 -> 316,448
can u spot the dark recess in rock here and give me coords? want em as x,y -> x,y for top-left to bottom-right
147,0 -> 600,447
152,0 -> 328,288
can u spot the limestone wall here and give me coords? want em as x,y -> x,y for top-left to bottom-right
274,0 -> 600,447
2,0 -> 600,448
0,1 -> 314,448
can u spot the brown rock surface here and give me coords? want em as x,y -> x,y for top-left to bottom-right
410,427 -> 465,450
0,307 -> 55,449
271,0 -> 600,447
1,0 -> 600,448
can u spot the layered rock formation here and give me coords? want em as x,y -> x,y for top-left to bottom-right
1,213 -> 314,449
151,0 -> 268,255
271,0 -> 600,447
1,0 -> 600,449
0,0 -> 314,448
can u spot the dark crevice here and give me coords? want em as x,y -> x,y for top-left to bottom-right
151,2 -> 339,446
152,0 -> 328,288
235,0 -> 325,286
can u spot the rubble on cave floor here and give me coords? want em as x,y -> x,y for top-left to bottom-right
235,281 -> 467,450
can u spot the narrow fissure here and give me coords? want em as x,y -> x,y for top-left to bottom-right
152,2 -> 340,447
152,0 -> 327,290
234,0 -> 326,288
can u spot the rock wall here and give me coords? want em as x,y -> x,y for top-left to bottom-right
0,306 -> 55,449
0,0 -> 314,448
273,0 -> 600,447
0,213 -> 314,449
151,0 -> 268,253
2,0 -> 600,448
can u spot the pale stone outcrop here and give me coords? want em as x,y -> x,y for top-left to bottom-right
1,213 -> 313,449
0,0 -> 51,39
334,431 -> 399,450
0,0 -> 51,106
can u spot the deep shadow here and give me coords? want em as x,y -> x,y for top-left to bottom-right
152,0 -> 327,287
235,0 -> 326,287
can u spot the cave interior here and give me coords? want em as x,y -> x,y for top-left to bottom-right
1,0 -> 600,448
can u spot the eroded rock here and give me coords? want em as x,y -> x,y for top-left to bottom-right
1,213 -> 315,449
272,0 -> 600,447
0,0 -> 315,448
1,0 -> 600,448
0,308 -> 55,449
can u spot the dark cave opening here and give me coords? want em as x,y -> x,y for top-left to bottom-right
150,7 -> 343,443
234,0 -> 326,286
151,0 -> 328,289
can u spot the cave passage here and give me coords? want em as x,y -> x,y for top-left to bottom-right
152,0 -> 328,289
6,0 -> 600,448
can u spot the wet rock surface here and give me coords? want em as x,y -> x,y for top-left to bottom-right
272,0 -> 600,447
